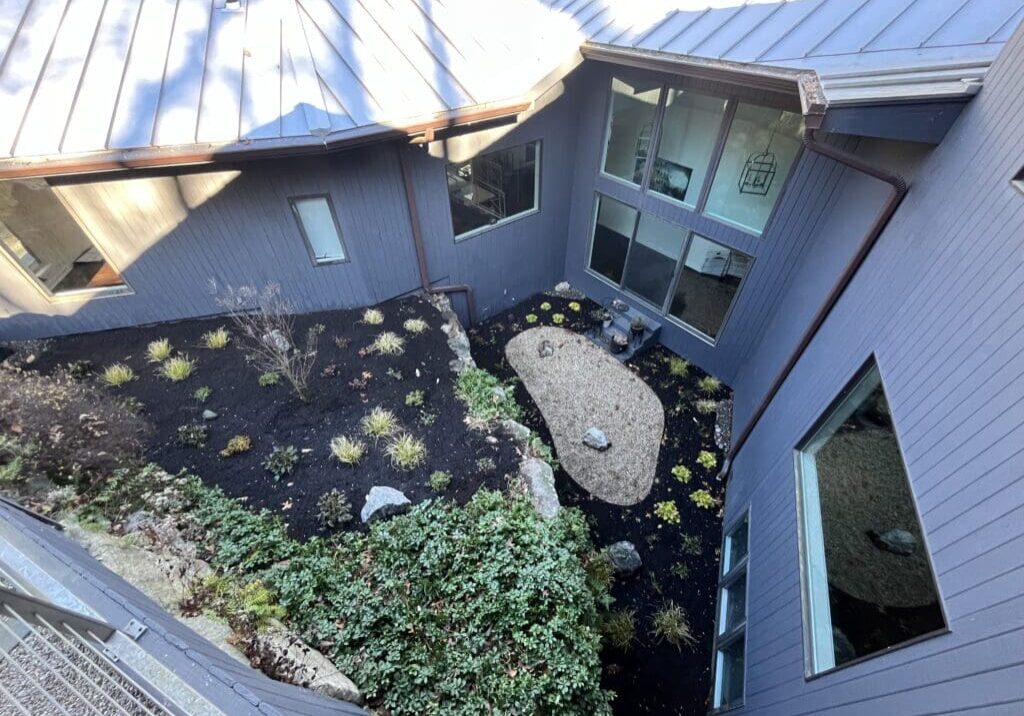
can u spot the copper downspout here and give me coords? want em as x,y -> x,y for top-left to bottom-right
396,144 -> 477,324
719,128 -> 909,480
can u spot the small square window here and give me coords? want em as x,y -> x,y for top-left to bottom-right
289,195 -> 347,264
446,141 -> 540,239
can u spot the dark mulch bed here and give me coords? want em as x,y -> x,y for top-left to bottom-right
29,296 -> 518,539
469,293 -> 729,716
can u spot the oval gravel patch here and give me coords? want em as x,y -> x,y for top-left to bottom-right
505,327 -> 664,506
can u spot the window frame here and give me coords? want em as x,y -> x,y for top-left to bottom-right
0,183 -> 132,303
793,355 -> 950,680
288,193 -> 350,267
709,510 -> 750,714
447,139 -> 542,242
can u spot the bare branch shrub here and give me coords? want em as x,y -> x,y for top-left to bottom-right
216,284 -> 318,402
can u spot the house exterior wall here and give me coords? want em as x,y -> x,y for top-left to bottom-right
722,23 -> 1024,716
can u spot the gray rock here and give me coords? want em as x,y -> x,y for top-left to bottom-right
262,329 -> 291,352
252,625 -> 363,704
501,419 -> 532,443
608,541 -> 642,577
554,281 -> 571,294
519,458 -> 560,519
582,427 -> 611,451
870,528 -> 917,556
491,386 -> 507,401
360,486 -> 412,523
201,409 -> 218,421
538,340 -> 555,358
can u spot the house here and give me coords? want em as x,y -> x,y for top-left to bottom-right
1,0 -> 1023,714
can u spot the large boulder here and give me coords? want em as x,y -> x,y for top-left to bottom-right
519,458 -> 560,519
360,486 -> 412,524
608,541 -> 642,577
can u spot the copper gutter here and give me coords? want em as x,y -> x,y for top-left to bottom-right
396,144 -> 477,324
719,128 -> 908,481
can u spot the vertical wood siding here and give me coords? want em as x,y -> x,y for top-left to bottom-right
723,23 -> 1024,716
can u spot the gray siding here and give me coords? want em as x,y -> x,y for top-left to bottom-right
723,23 -> 1024,716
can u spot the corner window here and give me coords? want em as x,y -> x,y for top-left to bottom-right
0,179 -> 126,296
797,359 -> 945,675
668,234 -> 752,341
446,141 -> 539,239
588,195 -> 637,285
621,213 -> 685,307
712,513 -> 749,711
650,90 -> 728,208
289,195 -> 347,264
601,78 -> 661,185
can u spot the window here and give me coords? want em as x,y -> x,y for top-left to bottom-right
650,90 -> 728,208
601,78 -> 661,185
668,234 -> 752,340
446,141 -> 539,239
289,195 -> 347,264
621,213 -> 685,307
797,360 -> 945,675
712,513 -> 749,711
0,179 -> 125,296
704,103 -> 803,234
588,195 -> 637,284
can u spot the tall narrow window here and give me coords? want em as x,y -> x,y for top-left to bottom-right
0,180 -> 125,296
289,195 -> 347,264
601,78 -> 661,185
669,234 -> 751,341
797,360 -> 945,675
712,513 -> 749,711
650,90 -> 728,207
621,213 -> 684,307
704,104 -> 803,234
446,141 -> 539,239
588,195 -> 637,285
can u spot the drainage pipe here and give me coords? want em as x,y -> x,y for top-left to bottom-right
396,144 -> 477,324
718,128 -> 908,481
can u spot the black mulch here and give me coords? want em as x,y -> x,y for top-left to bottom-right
29,296 -> 519,539
469,293 -> 730,716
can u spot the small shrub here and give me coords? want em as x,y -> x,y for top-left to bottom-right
369,331 -> 405,355
263,445 -> 299,481
176,423 -> 209,447
476,456 -> 496,473
334,336 -> 351,349
183,574 -> 283,635
671,464 -> 692,483
670,561 -> 690,580
539,301 -> 552,311
525,313 -> 539,324
317,489 -> 353,529
654,500 -> 681,525
146,338 -> 173,362
201,326 -> 231,349
193,386 -> 213,402
680,533 -> 702,556
552,313 -> 565,325
361,406 -> 399,441
311,323 -> 326,335
428,470 -> 451,492
386,433 -> 426,470
690,489 -> 719,510
602,608 -> 637,651
0,435 -> 33,484
584,550 -> 614,602
418,411 -> 437,426
258,371 -> 280,387
403,318 -> 428,334
330,435 -> 366,465
405,389 -> 424,407
64,359 -> 93,379
697,450 -> 717,470
695,398 -> 718,415
698,375 -> 721,395
668,356 -> 689,378
568,301 -> 581,312
160,356 -> 195,382
455,368 -> 521,423
649,601 -> 695,650
219,435 -> 252,458
102,363 -> 136,387
82,463 -> 185,524
361,308 -> 384,325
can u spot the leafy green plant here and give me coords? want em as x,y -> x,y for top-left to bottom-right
668,356 -> 689,378
528,435 -> 560,471
428,470 -> 452,492
689,489 -> 719,510
361,406 -> 399,441
418,411 -> 437,426
584,550 -> 614,603
64,359 -> 93,379
525,313 -> 539,324
649,601 -> 695,650
539,301 -> 552,311
455,368 -> 521,423
317,489 -> 353,529
0,435 -> 32,484
698,375 -> 721,395
263,445 -> 299,481
654,500 -> 681,525
697,450 -> 717,470
601,608 -> 637,651
475,456 -> 496,473
403,318 -> 428,334
679,533 -> 702,556
258,371 -> 280,387
695,398 -> 717,414
671,464 -> 692,484
176,423 -> 209,447
551,313 -> 566,325
311,323 -> 326,335
160,355 -> 195,382
670,561 -> 690,580
405,389 -> 424,407
568,301 -> 581,312
183,573 -> 283,635
146,338 -> 173,363
82,463 -> 185,524
361,308 -> 384,325
193,386 -> 213,402
219,435 -> 252,458
201,326 -> 231,349
330,435 -> 366,465
369,331 -> 405,355
102,363 -> 136,387
385,433 -> 426,470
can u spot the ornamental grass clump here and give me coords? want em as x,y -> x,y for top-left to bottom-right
361,406 -> 399,441
176,423 -> 209,447
698,375 -> 721,395
160,355 -> 195,382
102,363 -> 136,387
193,386 -> 213,402
404,389 -> 424,407
202,326 -> 231,349
428,470 -> 452,492
361,308 -> 384,325
695,398 -> 717,414
649,601 -> 695,651
602,608 -> 637,651
385,433 -> 426,470
668,356 -> 689,378
219,435 -> 252,458
369,331 -> 405,356
330,435 -> 366,465
146,338 -> 173,363
402,318 -> 428,334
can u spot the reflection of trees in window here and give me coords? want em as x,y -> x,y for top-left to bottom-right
446,142 -> 539,238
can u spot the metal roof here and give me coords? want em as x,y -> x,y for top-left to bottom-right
0,0 -> 1021,173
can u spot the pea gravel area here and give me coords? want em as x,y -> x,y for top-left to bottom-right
505,326 -> 663,506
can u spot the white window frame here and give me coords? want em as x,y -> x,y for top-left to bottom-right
288,193 -> 349,266
710,511 -> 750,713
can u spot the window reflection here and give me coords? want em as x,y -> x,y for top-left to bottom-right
669,235 -> 751,340
602,78 -> 661,185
